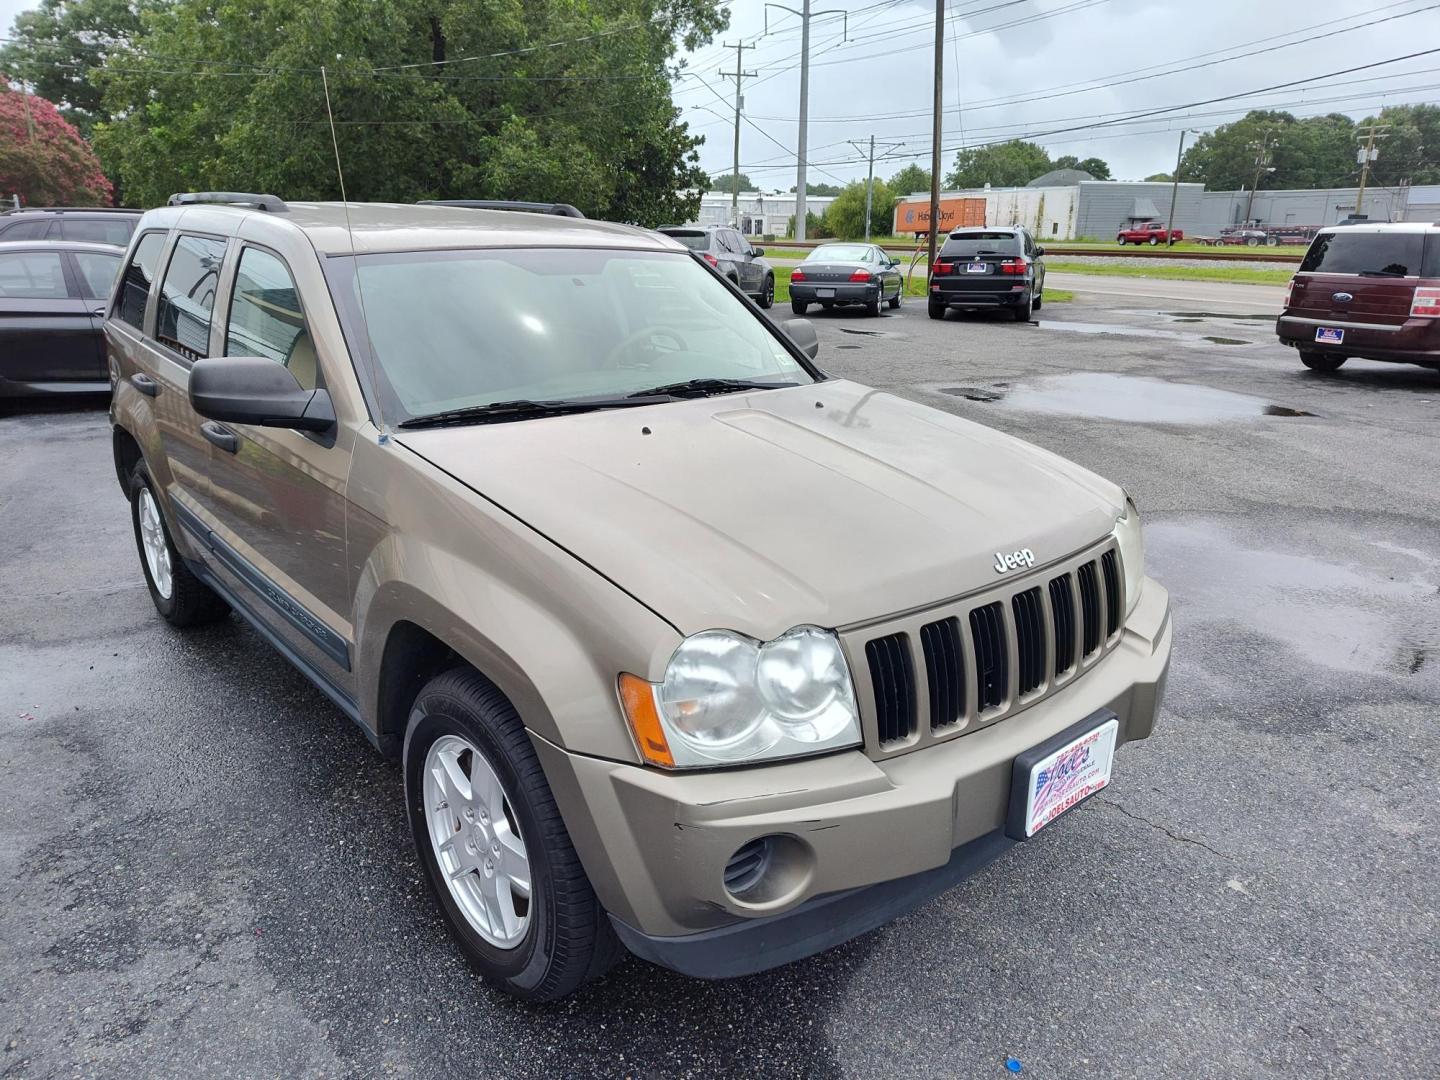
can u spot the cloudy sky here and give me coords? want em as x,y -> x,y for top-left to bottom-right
3,0 -> 1436,191
673,0 -> 1440,189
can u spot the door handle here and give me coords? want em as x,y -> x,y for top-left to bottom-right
200,421 -> 239,454
130,372 -> 159,397
92,306 -> 107,317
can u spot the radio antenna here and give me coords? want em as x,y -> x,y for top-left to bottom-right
320,64 -> 386,438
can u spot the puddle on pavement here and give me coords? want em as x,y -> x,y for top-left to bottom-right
1038,320 -> 1254,347
941,373 -> 1313,423
835,344 -> 862,350
1162,310 -> 1275,322
839,327 -> 884,336
1147,520 -> 1438,678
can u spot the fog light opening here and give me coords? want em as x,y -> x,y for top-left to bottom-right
722,834 -> 812,905
723,837 -> 773,897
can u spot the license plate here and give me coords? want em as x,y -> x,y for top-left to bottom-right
965,262 -> 989,274
1006,713 -> 1119,840
1315,326 -> 1343,344
816,288 -> 835,298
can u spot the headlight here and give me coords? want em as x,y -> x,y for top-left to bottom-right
1114,493 -> 1145,618
619,626 -> 861,768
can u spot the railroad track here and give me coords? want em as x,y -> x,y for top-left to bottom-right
773,240 -> 1303,265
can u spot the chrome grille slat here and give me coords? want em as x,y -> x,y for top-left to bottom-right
845,539 -> 1124,760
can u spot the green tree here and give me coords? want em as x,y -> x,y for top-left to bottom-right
92,0 -> 727,224
0,83 -> 113,204
710,169 -> 754,192
1144,172 -> 1172,182
822,178 -> 892,239
886,163 -> 930,195
1052,154 -> 1111,180
790,181 -> 841,196
945,139 -> 1051,188
1178,110 -> 1358,190
0,0 -> 153,135
1362,103 -> 1440,185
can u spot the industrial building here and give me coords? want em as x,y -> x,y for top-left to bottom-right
688,191 -> 837,238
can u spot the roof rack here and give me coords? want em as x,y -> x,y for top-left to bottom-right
2,206 -> 143,215
418,199 -> 585,219
167,192 -> 288,212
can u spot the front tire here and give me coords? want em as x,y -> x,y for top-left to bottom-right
128,464 -> 229,627
1117,236 -> 1127,245
405,668 -> 621,1001
1299,351 -> 1346,373
758,275 -> 775,309
791,299 -> 808,315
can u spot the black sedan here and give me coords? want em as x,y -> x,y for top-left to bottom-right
789,243 -> 904,317
0,241 -> 124,398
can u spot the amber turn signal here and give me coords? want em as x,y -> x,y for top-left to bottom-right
618,673 -> 674,768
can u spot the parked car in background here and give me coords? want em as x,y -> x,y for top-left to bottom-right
928,226 -> 1046,322
107,193 -> 1168,1000
657,224 -> 774,308
789,242 -> 903,316
0,207 -> 142,247
1116,222 -> 1181,245
1276,222 -> 1440,374
0,240 -> 124,398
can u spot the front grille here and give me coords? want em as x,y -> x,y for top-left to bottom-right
969,602 -> 1008,712
866,632 -> 917,744
851,541 -> 1122,758
1012,587 -> 1046,696
920,617 -> 964,731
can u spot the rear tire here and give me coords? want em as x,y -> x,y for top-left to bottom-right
1033,290 -> 1043,310
928,300 -> 946,320
1012,295 -> 1031,322
1299,351 -> 1346,373
758,275 -> 775,309
791,299 -> 808,316
1148,236 -> 1160,246
887,286 -> 901,310
405,668 -> 622,1001
865,296 -> 881,316
128,464 -> 229,627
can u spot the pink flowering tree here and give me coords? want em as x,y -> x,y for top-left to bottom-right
0,80 -> 113,206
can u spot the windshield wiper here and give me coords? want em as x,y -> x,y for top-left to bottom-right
398,396 -> 663,429
626,377 -> 798,399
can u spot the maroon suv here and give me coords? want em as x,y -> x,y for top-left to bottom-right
1277,223 -> 1440,373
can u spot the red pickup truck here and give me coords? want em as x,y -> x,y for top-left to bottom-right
1117,222 -> 1182,245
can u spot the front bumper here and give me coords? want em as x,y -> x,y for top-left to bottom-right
534,578 -> 1171,975
790,282 -> 880,305
1276,314 -> 1440,364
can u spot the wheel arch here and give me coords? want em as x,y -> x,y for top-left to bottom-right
112,424 -> 143,493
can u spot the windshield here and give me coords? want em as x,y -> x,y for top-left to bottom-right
337,248 -> 812,423
663,231 -> 709,251
1299,232 -> 1426,276
806,244 -> 872,263
941,233 -> 1021,257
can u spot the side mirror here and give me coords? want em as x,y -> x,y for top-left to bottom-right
189,355 -> 335,432
751,246 -> 765,257
1035,246 -> 1046,257
781,317 -> 820,360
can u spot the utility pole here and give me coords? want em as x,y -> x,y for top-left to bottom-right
20,82 -> 36,143
719,41 -> 756,228
765,3 -> 846,241
1242,131 -> 1275,226
848,135 -> 906,240
928,0 -> 944,272
1164,130 -> 1194,245
1354,123 -> 1390,218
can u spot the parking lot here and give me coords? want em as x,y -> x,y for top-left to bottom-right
2,286 -> 1437,1078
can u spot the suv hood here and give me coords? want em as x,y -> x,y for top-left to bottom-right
397,380 -> 1123,640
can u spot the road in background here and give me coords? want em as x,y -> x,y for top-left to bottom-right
2,297 -> 1436,1077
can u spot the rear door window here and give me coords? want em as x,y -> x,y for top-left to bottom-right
0,218 -> 51,240
72,251 -> 124,300
156,234 -> 227,360
116,231 -> 167,330
224,247 -> 315,389
61,216 -> 136,247
1300,232 -> 1424,277
0,251 -> 70,298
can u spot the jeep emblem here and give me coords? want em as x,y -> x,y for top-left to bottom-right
994,548 -> 1036,574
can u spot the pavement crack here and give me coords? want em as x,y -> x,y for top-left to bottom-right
1097,798 -> 1236,861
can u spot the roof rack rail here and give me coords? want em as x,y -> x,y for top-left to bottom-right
167,192 -> 288,212
418,199 -> 585,219
3,206 -> 143,215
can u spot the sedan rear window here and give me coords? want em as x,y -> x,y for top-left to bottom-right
1300,232 -> 1425,277
662,231 -> 709,251
807,244 -> 872,262
941,232 -> 1020,257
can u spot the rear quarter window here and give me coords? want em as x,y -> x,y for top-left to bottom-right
1300,232 -> 1424,276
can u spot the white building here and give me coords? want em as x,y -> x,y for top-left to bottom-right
687,192 -> 838,238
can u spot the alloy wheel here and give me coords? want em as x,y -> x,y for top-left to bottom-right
137,489 -> 173,599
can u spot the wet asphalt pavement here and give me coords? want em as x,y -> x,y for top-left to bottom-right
2,291 -> 1438,1078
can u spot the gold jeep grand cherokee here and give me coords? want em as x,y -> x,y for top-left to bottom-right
107,193 -> 1171,1000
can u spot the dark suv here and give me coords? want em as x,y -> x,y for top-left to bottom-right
928,226 -> 1045,321
0,207 -> 142,247
1276,223 -> 1440,373
657,225 -> 774,308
